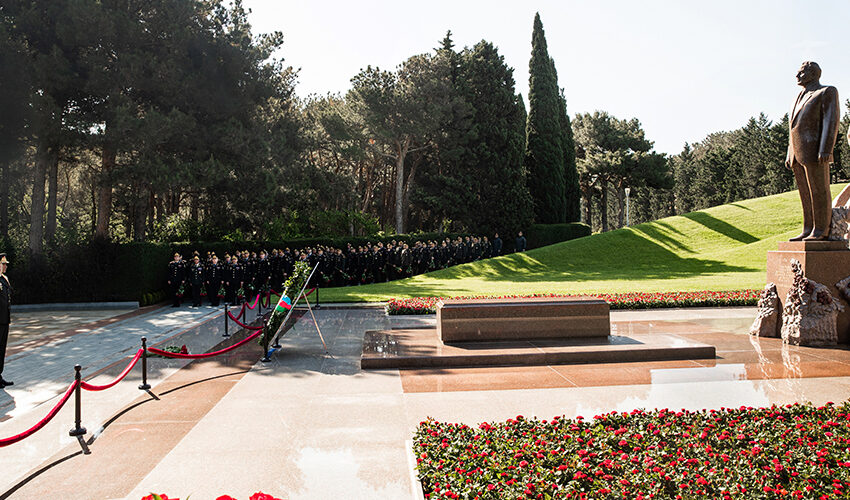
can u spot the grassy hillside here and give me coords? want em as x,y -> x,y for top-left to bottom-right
320,185 -> 846,302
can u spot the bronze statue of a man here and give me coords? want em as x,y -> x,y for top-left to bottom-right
785,61 -> 840,241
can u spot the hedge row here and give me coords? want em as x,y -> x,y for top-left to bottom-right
525,222 -> 591,249
9,226 -> 590,304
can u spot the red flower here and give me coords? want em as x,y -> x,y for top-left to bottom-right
249,493 -> 284,500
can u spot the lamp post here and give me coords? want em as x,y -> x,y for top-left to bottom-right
625,187 -> 631,227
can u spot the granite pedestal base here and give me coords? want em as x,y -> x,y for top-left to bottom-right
437,297 -> 609,342
766,240 -> 850,344
361,328 -> 716,369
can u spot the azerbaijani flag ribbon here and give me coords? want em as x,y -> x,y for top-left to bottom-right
275,294 -> 292,312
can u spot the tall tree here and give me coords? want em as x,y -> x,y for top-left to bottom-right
348,54 -> 451,233
455,40 -> 532,233
573,111 -> 671,230
525,13 -> 565,223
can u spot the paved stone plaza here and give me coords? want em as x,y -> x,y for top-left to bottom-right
2,304 -> 850,499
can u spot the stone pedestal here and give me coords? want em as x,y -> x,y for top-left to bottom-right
766,240 -> 850,343
436,297 -> 609,342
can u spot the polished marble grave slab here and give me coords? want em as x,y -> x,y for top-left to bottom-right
437,297 -> 610,342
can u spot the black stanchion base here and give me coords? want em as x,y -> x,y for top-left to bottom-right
75,435 -> 91,454
138,383 -> 151,390
222,332 -> 231,338
261,356 -> 272,363
272,342 -> 282,349
69,426 -> 87,437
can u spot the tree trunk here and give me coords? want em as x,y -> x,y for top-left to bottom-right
0,161 -> 9,239
148,191 -> 156,233
600,180 -> 608,233
402,154 -> 422,233
45,152 -> 59,243
154,193 -> 164,223
133,188 -> 148,241
90,180 -> 97,237
616,184 -> 625,229
29,140 -> 51,256
190,192 -> 199,221
394,137 -> 410,234
95,139 -> 116,240
581,187 -> 592,227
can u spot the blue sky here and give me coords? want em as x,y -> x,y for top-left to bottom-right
244,0 -> 850,155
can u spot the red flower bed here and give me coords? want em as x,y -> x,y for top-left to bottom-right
414,402 -> 850,499
386,290 -> 760,315
143,493 -> 282,500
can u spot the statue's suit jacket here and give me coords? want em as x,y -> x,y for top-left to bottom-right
788,85 -> 840,168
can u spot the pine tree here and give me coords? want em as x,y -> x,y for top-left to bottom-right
525,13 -> 565,223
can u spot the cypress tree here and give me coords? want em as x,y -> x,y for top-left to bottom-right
525,13 -> 565,223
461,41 -> 533,234
555,79 -> 580,221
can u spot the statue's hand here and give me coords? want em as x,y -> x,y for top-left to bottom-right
785,159 -> 791,169
818,153 -> 831,165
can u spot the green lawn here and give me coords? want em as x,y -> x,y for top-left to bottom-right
320,184 -> 846,302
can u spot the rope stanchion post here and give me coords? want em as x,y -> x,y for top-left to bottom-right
223,304 -> 230,338
261,322 -> 271,363
139,337 -> 151,391
68,365 -> 86,438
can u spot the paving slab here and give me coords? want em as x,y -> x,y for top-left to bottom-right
6,305 -> 850,500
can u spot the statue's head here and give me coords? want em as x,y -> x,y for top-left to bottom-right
796,61 -> 821,86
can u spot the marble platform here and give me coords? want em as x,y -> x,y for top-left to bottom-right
361,328 -> 715,369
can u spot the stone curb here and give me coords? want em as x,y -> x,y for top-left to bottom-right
11,301 -> 140,312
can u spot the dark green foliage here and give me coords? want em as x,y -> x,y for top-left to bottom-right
559,91 -> 581,222
7,240 -> 172,304
573,111 -> 671,231
670,114 -> 793,214
525,13 -> 566,223
525,223 -> 591,249
413,37 -> 532,235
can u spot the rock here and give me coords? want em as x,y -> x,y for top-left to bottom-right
828,205 -> 850,245
780,260 -> 843,346
750,283 -> 781,337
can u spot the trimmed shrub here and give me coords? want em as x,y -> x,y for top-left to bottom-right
525,222 -> 590,249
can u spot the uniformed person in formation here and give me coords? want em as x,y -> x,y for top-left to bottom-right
205,255 -> 224,307
0,254 -> 12,388
224,255 -> 243,305
174,233 -> 518,295
189,255 -> 205,307
255,250 -> 270,292
167,253 -> 186,307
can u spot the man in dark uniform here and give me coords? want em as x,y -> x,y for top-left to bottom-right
515,231 -> 527,252
224,255 -> 243,304
167,253 -> 186,307
255,250 -> 271,293
242,250 -> 256,295
492,233 -> 502,257
205,255 -> 224,306
0,254 -> 12,387
189,255 -> 204,307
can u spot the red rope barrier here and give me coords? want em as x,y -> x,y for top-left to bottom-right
227,309 -> 264,330
147,329 -> 263,359
0,381 -> 77,447
232,303 -> 246,321
245,294 -> 261,310
305,287 -> 316,297
80,349 -> 143,391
